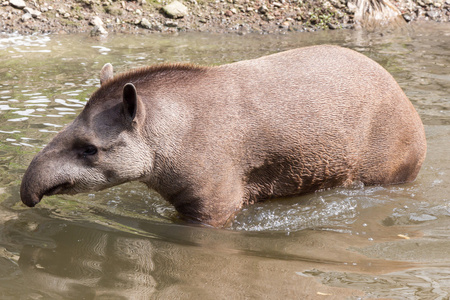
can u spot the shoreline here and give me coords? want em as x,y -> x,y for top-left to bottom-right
1,0 -> 449,36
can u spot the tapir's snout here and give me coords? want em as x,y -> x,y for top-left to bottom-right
20,149 -> 73,208
20,187 -> 41,207
20,164 -> 47,207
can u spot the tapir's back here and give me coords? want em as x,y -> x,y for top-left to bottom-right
207,45 -> 426,197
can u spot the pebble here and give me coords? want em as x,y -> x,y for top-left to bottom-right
9,0 -> 26,9
328,22 -> 339,29
402,13 -> 412,21
162,1 -> 189,19
258,5 -> 268,14
21,12 -> 32,21
90,25 -> 108,36
24,7 -> 42,18
90,16 -> 104,27
164,20 -> 178,27
140,17 -> 152,29
224,10 -> 233,17
279,21 -> 289,29
426,10 -> 440,19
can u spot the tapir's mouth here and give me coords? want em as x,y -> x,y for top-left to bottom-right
43,182 -> 73,197
21,182 -> 75,208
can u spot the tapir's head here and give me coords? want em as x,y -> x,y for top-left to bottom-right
20,64 -> 152,207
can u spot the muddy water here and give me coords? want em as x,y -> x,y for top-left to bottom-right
0,22 -> 449,299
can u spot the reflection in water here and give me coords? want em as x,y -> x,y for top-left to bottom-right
0,22 -> 450,298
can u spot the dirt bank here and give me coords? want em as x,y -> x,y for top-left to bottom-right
1,0 -> 449,35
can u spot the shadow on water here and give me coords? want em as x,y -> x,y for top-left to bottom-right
0,22 -> 450,298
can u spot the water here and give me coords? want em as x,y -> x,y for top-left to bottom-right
0,22 -> 449,299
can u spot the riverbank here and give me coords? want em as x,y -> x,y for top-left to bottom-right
0,0 -> 449,35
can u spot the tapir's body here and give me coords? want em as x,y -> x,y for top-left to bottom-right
21,45 -> 426,227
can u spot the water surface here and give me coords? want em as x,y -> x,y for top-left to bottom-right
0,22 -> 450,299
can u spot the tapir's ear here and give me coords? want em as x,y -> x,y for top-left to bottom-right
100,63 -> 113,85
122,83 -> 138,122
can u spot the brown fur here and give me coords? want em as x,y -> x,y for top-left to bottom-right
20,45 -> 426,227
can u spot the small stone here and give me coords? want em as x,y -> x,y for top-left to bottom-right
347,1 -> 357,13
21,12 -> 32,22
140,17 -> 151,29
9,0 -> 26,9
135,8 -> 142,15
164,20 -> 178,27
426,10 -> 440,19
162,1 -> 188,19
90,25 -> 108,36
327,22 -> 339,29
90,16 -> 104,27
230,8 -> 237,14
224,10 -> 233,17
279,21 -> 289,29
273,2 -> 282,7
24,7 -> 42,18
63,13 -> 70,18
402,13 -> 412,22
152,22 -> 163,31
258,5 -> 268,14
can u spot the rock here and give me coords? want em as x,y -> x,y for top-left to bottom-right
258,5 -> 268,14
164,20 -> 178,27
21,12 -> 32,22
9,0 -> 26,9
426,10 -> 440,19
90,16 -> 104,27
24,7 -> 41,18
162,1 -> 188,19
328,22 -> 339,29
273,2 -> 282,8
140,17 -> 152,29
90,25 -> 108,36
402,13 -> 412,22
279,21 -> 289,29
347,1 -> 357,13
152,22 -> 163,31
224,10 -> 233,17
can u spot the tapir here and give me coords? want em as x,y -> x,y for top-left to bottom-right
20,45 -> 427,227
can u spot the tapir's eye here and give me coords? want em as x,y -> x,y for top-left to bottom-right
82,145 -> 98,157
